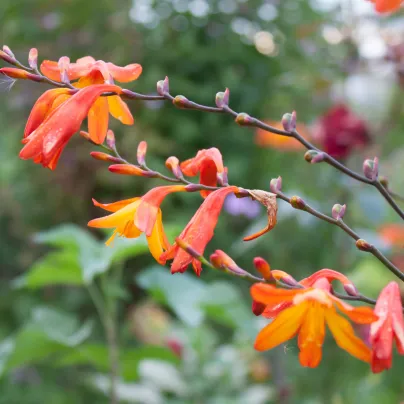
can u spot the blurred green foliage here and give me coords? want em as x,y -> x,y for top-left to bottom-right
1,0 -> 404,403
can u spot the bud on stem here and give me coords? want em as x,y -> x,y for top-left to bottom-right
173,95 -> 190,109
0,50 -> 15,64
290,196 -> 306,210
282,111 -> 297,132
215,88 -> 230,108
0,67 -> 41,81
157,76 -> 169,96
269,176 -> 282,193
28,48 -> 38,70
137,141 -> 147,166
304,150 -> 325,164
332,204 -> 346,220
108,164 -> 154,177
235,113 -> 253,126
165,156 -> 183,178
356,239 -> 373,252
90,152 -> 121,163
106,129 -> 116,149
363,157 -> 379,181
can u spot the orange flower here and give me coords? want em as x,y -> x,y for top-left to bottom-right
370,282 -> 404,373
252,278 -> 377,368
160,186 -> 238,276
88,185 -> 186,263
255,121 -> 309,151
379,224 -> 404,248
180,148 -> 227,198
369,0 -> 402,13
41,56 -> 142,143
19,84 -> 122,169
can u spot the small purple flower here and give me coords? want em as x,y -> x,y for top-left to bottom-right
224,193 -> 261,219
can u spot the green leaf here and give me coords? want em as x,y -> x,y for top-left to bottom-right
136,266 -> 207,327
12,251 -> 83,289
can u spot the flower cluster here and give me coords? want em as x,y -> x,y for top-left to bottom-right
1,45 -> 403,374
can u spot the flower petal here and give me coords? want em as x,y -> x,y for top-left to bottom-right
332,296 -> 378,324
298,304 -> 325,368
92,197 -> 140,212
87,96 -> 109,144
108,96 -> 134,125
325,308 -> 371,362
107,62 -> 142,82
251,283 -> 301,306
374,0 -> 401,12
254,303 -> 308,351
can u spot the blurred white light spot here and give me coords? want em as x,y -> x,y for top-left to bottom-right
322,25 -> 344,45
359,37 -> 387,59
189,0 -> 210,18
130,0 -> 157,25
231,17 -> 250,35
257,4 -> 278,21
254,31 -> 276,56
172,0 -> 188,13
219,0 -> 237,14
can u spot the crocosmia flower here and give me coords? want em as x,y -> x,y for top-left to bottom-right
41,56 -> 142,143
312,105 -> 369,160
369,0 -> 402,13
88,185 -> 186,263
180,148 -> 227,198
370,282 -> 404,373
251,278 -> 377,368
160,186 -> 238,275
19,84 -> 122,169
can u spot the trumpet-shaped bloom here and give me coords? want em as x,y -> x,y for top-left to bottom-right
370,282 -> 404,373
160,186 -> 238,276
20,84 -> 123,169
251,279 -> 377,368
88,185 -> 186,263
41,56 -> 141,143
369,0 -> 401,12
180,148 -> 227,198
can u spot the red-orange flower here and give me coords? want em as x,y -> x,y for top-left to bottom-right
88,185 -> 186,263
369,0 -> 402,13
180,148 -> 227,198
40,56 -> 142,143
370,282 -> 404,373
252,279 -> 377,368
160,186 -> 238,276
20,84 -> 123,169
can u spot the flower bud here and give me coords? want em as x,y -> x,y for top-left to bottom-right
108,164 -> 154,177
363,157 -> 379,181
210,250 -> 247,275
252,301 -> 266,316
290,195 -> 306,210
106,129 -> 116,149
0,50 -> 15,64
215,88 -> 230,108
269,176 -> 282,193
281,111 -> 297,132
304,149 -> 325,164
2,45 -> 15,58
343,283 -> 359,297
80,131 -> 97,144
356,239 -> 373,252
235,112 -> 253,126
172,95 -> 190,109
28,48 -> 38,69
137,140 -> 147,166
0,67 -> 41,81
90,152 -> 121,163
58,56 -> 70,83
176,238 -> 202,259
253,257 -> 272,281
156,76 -> 169,96
332,204 -> 346,220
165,156 -> 182,178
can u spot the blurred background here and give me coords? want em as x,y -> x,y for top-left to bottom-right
1,0 -> 404,403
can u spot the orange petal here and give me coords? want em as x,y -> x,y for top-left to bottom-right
298,304 -> 325,368
87,96 -> 109,144
40,60 -> 62,81
325,308 -> 371,362
24,88 -> 73,138
251,283 -> 301,306
88,199 -> 140,228
300,269 -> 354,288
107,62 -> 142,82
92,197 -> 140,212
108,96 -> 134,125
254,303 -> 308,351
332,296 -> 378,324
